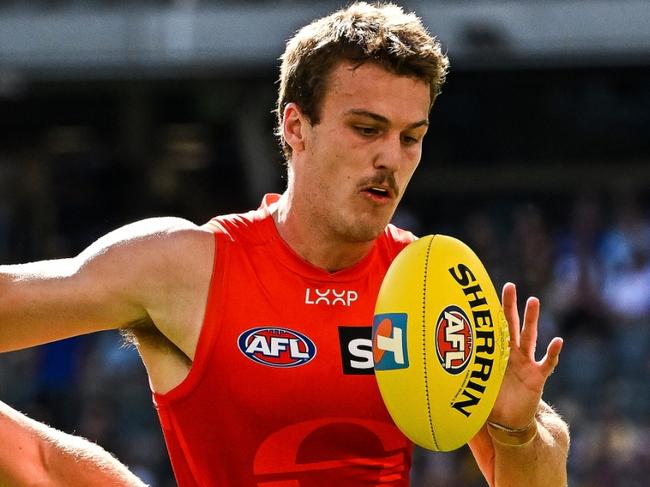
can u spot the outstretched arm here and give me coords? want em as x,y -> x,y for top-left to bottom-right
0,217 -> 211,355
0,400 -> 146,487
469,283 -> 570,487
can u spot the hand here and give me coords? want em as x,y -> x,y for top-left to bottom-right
488,282 -> 563,429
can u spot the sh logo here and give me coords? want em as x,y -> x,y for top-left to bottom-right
305,288 -> 359,307
338,327 -> 374,375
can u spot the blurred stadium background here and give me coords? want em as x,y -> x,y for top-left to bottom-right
1,1 -> 650,485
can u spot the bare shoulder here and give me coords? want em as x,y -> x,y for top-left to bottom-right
92,218 -> 218,380
78,216 -> 213,260
78,216 -> 217,363
76,216 -> 216,314
73,216 -> 215,287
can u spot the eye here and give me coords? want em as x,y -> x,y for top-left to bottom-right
401,134 -> 419,145
355,126 -> 379,137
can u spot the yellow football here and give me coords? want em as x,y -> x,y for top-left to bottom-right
373,235 -> 510,451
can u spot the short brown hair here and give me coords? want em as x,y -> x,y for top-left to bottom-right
275,2 -> 449,160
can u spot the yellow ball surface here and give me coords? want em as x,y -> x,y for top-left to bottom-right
373,235 -> 510,451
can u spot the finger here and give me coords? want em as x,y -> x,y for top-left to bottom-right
501,282 -> 520,346
539,337 -> 563,377
520,296 -> 539,360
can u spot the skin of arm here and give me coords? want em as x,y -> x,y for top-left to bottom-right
0,400 -> 147,487
469,401 -> 570,487
468,284 -> 570,487
0,217 -> 213,486
0,216 -> 210,355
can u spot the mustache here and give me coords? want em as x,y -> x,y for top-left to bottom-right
358,172 -> 400,198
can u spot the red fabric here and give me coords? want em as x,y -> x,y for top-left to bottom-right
153,194 -> 416,486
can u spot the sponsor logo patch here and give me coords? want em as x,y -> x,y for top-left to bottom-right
338,326 -> 374,375
372,313 -> 409,371
435,305 -> 473,375
238,327 -> 317,368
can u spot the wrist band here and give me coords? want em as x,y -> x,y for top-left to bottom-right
486,419 -> 538,447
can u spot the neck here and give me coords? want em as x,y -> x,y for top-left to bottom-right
271,192 -> 376,273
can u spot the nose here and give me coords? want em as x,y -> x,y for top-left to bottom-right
373,132 -> 403,173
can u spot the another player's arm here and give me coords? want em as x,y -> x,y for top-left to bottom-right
0,217 -> 210,354
0,399 -> 147,487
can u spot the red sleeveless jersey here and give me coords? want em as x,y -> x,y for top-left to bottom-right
153,194 -> 416,486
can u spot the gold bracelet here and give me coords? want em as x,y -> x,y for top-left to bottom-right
486,419 -> 538,447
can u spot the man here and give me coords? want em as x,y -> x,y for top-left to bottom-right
0,2 -> 569,486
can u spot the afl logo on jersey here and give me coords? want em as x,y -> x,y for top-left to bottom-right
238,327 -> 317,368
435,305 -> 473,375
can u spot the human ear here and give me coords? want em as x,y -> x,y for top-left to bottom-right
283,102 -> 307,153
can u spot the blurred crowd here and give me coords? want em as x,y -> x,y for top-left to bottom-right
1,125 -> 650,486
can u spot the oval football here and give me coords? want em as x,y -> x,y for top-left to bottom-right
372,235 -> 510,451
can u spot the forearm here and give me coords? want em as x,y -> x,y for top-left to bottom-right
491,402 -> 569,487
468,402 -> 569,487
0,401 -> 147,487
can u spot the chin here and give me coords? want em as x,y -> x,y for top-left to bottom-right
338,219 -> 388,244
